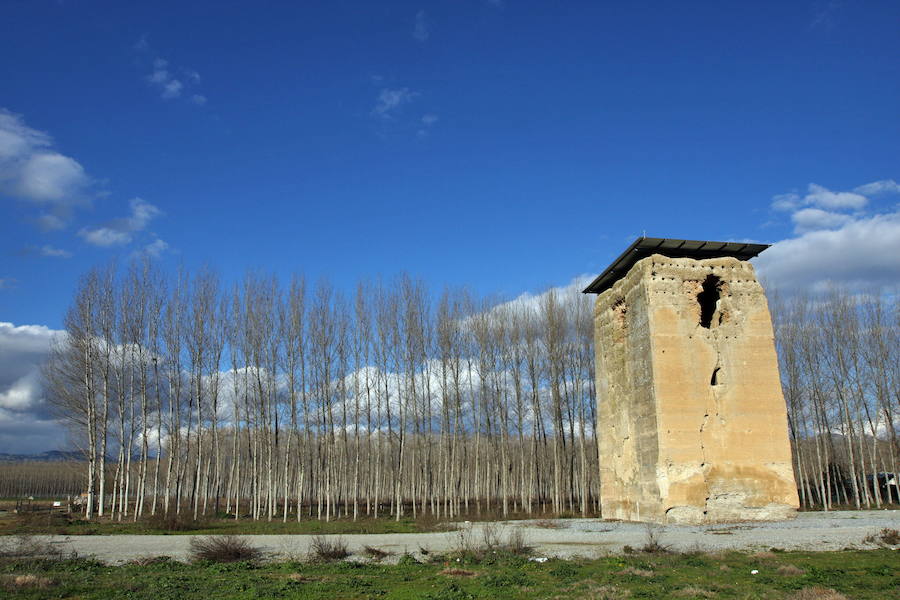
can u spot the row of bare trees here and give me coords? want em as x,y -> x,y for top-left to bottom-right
773,289 -> 899,509
38,260 -> 899,521
44,260 -> 598,521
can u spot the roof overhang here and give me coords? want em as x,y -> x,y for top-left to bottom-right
582,237 -> 770,295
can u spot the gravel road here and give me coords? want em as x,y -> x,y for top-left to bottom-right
17,510 -> 900,564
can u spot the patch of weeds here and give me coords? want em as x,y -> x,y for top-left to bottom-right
188,535 -> 263,563
362,545 -> 392,561
777,564 -> 806,576
532,519 -> 565,529
424,580 -> 475,600
440,567 -> 477,577
616,566 -> 653,577
548,560 -> 579,579
787,587 -> 849,600
127,555 -> 173,566
1,573 -> 54,591
674,586 -> 717,598
863,527 -> 900,546
397,552 -> 420,566
482,571 -> 533,588
308,535 -> 349,562
639,524 -> 671,554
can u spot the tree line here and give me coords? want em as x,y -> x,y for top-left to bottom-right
44,260 -> 597,521
772,288 -> 899,509
34,260 -> 899,521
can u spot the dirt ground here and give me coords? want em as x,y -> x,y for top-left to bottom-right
7,509 -> 895,564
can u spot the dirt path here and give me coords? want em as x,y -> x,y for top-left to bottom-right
20,510 -> 899,563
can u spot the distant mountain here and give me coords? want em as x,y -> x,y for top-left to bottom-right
0,450 -> 84,462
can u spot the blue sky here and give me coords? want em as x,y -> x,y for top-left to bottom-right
1,1 -> 899,451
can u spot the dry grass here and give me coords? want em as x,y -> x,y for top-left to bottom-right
361,545 -> 392,561
674,587 -> 717,598
127,555 -> 173,566
777,564 -> 806,576
1,574 -> 54,590
616,566 -> 653,577
787,587 -> 849,600
863,527 -> 900,546
188,535 -> 262,563
532,519 -> 566,529
752,550 -> 777,559
439,568 -> 478,577
639,524 -> 671,554
308,535 -> 349,562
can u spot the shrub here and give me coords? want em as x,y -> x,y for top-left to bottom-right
640,524 -> 671,554
308,535 -> 349,562
188,535 -> 262,563
362,545 -> 391,561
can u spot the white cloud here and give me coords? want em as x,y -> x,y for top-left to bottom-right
35,213 -> 66,231
79,227 -> 133,246
0,109 -> 92,216
756,211 -> 900,293
417,113 -> 439,138
32,245 -> 72,258
145,55 -> 205,104
372,88 -> 418,119
0,322 -> 69,453
772,182 -> 869,214
759,179 -> 900,292
413,10 -> 429,42
853,179 -> 900,197
79,197 -> 162,247
791,207 -> 854,233
139,238 -> 169,258
804,183 -> 867,211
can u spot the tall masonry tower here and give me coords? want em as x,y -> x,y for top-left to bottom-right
583,238 -> 799,524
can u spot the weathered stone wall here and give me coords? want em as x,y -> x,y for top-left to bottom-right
595,254 -> 799,524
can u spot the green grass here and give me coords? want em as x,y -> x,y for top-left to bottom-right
1,549 -> 896,599
0,512 -> 424,536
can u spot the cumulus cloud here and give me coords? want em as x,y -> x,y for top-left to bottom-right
0,322 -> 69,454
853,179 -> 900,196
413,10 -> 429,42
791,207 -> 854,233
136,237 -> 169,258
79,197 -> 162,247
0,108 -> 92,221
372,88 -> 418,119
756,179 -> 900,292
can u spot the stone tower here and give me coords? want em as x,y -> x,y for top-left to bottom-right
583,238 -> 799,524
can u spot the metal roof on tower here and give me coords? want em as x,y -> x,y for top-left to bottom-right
581,237 -> 770,295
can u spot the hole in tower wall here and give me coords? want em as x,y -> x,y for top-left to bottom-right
711,367 -> 721,386
697,274 -> 721,328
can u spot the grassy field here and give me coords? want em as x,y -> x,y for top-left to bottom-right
1,548 -> 897,599
0,510 -> 432,536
